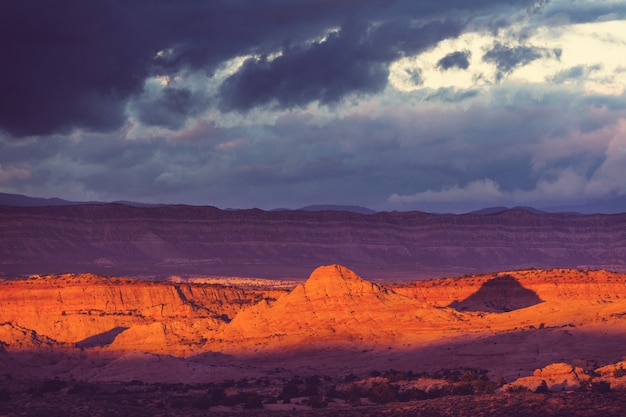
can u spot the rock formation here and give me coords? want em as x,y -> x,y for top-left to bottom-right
1,265 -> 626,383
1,204 -> 625,279
0,274 -> 284,355
218,264 -> 461,351
504,363 -> 590,392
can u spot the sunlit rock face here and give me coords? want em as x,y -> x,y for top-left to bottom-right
1,204 -> 625,279
2,265 -> 626,385
218,264 -> 460,351
0,274 -> 282,355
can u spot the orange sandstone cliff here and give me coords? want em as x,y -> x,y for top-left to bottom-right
0,274 -> 283,355
2,265 -> 626,383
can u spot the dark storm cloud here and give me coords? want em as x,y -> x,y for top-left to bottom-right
483,43 -> 559,79
219,19 -> 464,111
132,87 -> 211,130
0,0 -> 535,137
437,50 -> 471,70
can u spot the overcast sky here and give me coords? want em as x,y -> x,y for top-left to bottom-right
1,0 -> 625,212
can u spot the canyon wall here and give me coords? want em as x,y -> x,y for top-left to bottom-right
1,204 -> 625,279
3,265 -> 626,385
0,274 -> 284,355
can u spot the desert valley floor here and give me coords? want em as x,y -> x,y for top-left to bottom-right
2,264 -> 626,416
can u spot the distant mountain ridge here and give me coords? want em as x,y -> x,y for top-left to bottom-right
0,192 -> 162,208
1,191 -> 624,214
0,202 -> 625,279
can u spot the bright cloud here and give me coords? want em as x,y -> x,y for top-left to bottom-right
389,19 -> 626,96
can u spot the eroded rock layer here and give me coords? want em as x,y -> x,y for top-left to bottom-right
2,265 -> 626,384
1,204 -> 625,278
0,274 -> 283,355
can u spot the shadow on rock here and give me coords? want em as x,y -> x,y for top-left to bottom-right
76,326 -> 129,349
449,275 -> 542,312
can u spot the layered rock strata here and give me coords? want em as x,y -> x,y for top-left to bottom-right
1,204 -> 625,278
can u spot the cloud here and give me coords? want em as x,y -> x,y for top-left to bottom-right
390,19 -> 626,95
389,179 -> 504,204
585,118 -> 626,198
482,42 -> 558,79
0,164 -> 31,183
219,19 -> 463,112
437,50 -> 471,70
2,0 -> 626,215
131,86 -> 211,130
0,0 -> 532,138
388,170 -> 591,208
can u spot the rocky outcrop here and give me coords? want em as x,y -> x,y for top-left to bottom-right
0,274 -> 284,355
394,269 -> 626,308
1,204 -> 625,279
504,363 -> 590,392
2,265 -> 626,384
218,264 -> 466,351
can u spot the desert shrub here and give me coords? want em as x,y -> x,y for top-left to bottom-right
209,386 -> 227,405
472,378 -> 497,394
67,382 -> 98,395
278,380 -> 300,402
506,385 -> 530,393
0,388 -> 10,402
187,387 -> 227,407
450,382 -> 474,396
398,388 -> 430,402
384,369 -> 408,382
243,393 -> 263,409
343,374 -> 358,383
222,392 -> 246,407
302,382 -> 319,397
345,384 -> 363,406
591,380 -> 611,393
40,379 -> 68,394
302,375 -> 321,396
460,370 -> 478,383
368,381 -> 398,404
309,395 -> 328,408
535,380 -> 549,394
255,377 -> 270,386
169,398 -> 185,409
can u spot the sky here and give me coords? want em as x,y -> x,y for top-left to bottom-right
1,0 -> 626,213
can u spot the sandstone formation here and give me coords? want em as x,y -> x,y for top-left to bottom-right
218,264 -> 462,351
0,274 -> 284,355
1,204 -> 625,279
1,265 -> 626,384
504,363 -> 590,392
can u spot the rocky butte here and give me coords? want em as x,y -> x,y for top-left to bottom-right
1,204 -> 625,279
2,264 -> 626,392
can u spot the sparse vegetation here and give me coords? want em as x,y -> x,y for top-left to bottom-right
1,371 -> 625,417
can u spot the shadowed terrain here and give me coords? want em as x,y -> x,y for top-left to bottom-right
449,275 -> 543,312
2,265 -> 626,415
1,204 -> 625,279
